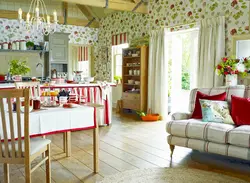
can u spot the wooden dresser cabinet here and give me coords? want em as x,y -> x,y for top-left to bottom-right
122,46 -> 148,112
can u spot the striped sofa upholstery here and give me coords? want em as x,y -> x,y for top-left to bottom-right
166,85 -> 250,160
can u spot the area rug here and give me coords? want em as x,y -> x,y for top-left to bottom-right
98,168 -> 248,183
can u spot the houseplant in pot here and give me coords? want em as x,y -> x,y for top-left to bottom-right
114,76 -> 122,84
26,41 -> 34,50
9,59 -> 30,81
215,56 -> 249,86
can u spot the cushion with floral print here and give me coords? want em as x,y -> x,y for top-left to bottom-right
199,99 -> 234,124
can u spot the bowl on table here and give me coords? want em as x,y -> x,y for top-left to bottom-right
84,77 -> 94,83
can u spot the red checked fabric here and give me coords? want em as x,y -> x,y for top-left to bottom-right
191,91 -> 227,119
231,95 -> 250,125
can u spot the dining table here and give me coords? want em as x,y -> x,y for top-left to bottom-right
1,103 -> 100,173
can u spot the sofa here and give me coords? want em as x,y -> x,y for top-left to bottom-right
166,85 -> 250,161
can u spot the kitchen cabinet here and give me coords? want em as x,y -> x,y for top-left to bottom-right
44,32 -> 70,77
49,33 -> 69,64
122,46 -> 148,112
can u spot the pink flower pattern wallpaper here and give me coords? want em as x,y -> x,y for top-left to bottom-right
97,0 -> 249,80
0,18 -> 98,45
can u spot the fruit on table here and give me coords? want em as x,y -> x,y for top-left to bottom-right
41,91 -> 59,96
63,103 -> 73,108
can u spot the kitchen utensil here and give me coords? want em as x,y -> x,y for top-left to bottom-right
33,99 -> 41,110
59,96 -> 68,105
129,70 -> 133,75
135,81 -> 140,85
84,77 -> 94,83
133,70 -> 137,75
137,70 -> 140,75
128,80 -> 135,84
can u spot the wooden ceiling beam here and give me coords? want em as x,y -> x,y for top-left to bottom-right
62,2 -> 68,24
0,10 -> 99,28
76,4 -> 100,20
62,0 -> 148,14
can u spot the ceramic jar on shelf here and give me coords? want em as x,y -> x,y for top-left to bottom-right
2,42 -> 8,50
20,40 -> 26,50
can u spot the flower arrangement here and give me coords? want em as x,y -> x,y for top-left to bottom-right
215,57 -> 250,78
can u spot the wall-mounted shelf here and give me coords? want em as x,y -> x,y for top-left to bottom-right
0,50 -> 48,53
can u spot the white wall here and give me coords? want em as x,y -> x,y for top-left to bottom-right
0,51 -> 44,77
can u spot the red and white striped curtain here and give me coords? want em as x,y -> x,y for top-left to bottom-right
77,46 -> 89,61
112,33 -> 128,46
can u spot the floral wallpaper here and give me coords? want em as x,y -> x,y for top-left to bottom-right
97,0 -> 250,81
0,18 -> 98,45
96,12 -> 149,80
149,0 -> 249,55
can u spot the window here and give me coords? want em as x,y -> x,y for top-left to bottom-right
112,43 -> 129,81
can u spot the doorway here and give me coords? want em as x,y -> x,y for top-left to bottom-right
166,28 -> 199,113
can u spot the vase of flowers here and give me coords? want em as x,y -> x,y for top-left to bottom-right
215,57 -> 249,86
9,59 -> 30,81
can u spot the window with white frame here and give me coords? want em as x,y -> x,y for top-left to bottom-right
112,43 -> 129,81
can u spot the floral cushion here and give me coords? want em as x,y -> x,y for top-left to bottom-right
199,99 -> 234,124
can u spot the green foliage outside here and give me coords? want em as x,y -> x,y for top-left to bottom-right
9,59 -> 30,75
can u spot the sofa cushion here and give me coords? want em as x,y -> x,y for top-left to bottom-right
166,119 -> 235,144
231,95 -> 250,126
191,91 -> 227,119
228,125 -> 250,148
189,86 -> 246,114
199,99 -> 234,124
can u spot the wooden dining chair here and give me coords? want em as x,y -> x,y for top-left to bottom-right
15,82 -> 41,98
0,88 -> 51,183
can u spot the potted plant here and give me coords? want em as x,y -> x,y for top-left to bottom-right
9,59 -> 30,81
114,76 -> 122,84
26,41 -> 34,50
215,56 -> 249,86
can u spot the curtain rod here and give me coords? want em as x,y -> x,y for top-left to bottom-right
160,21 -> 197,29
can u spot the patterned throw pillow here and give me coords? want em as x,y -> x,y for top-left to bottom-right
199,99 -> 234,124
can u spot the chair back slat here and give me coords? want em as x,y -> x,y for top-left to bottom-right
0,98 -> 10,158
7,98 -> 16,158
0,89 -> 30,160
16,98 -> 22,158
15,82 -> 41,99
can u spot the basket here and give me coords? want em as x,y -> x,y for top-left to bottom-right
141,109 -> 160,122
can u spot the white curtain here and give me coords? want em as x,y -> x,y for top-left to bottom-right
197,16 -> 225,87
148,29 -> 168,119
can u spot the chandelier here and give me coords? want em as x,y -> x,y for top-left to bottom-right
18,0 -> 58,35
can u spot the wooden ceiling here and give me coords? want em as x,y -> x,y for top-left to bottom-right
0,0 -> 148,28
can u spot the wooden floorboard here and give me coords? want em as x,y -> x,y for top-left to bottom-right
0,112 -> 250,182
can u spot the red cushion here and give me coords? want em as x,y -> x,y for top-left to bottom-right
231,95 -> 250,126
191,91 -> 227,119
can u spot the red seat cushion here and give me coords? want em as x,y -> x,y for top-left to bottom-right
231,95 -> 250,126
191,91 -> 227,119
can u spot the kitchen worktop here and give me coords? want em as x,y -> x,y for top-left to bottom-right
0,82 -> 116,89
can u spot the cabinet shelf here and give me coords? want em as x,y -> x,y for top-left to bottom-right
124,75 -> 140,77
123,66 -> 140,68
123,56 -> 140,59
124,83 -> 140,86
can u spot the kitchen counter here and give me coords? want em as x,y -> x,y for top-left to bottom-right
0,82 -> 116,89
